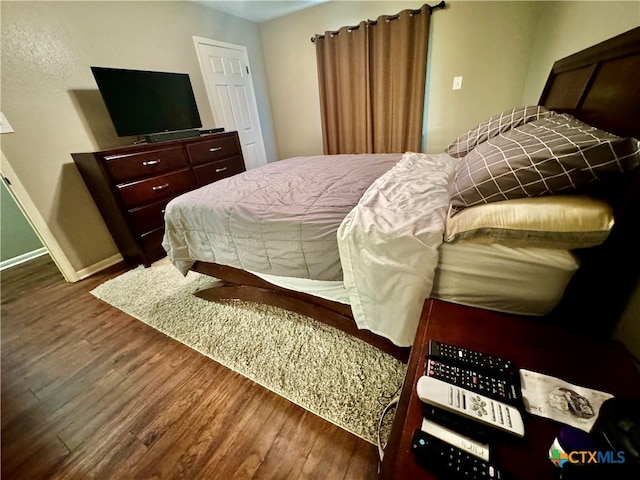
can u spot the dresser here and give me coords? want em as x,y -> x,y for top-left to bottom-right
72,132 -> 245,267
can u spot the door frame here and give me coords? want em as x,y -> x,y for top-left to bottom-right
1,152 -> 122,282
1,152 -> 78,281
192,36 -> 267,168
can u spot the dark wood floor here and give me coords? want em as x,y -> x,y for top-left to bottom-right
1,255 -> 380,479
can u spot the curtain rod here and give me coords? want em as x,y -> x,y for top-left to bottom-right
311,1 -> 445,43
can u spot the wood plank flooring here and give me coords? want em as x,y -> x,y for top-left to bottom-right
1,256 -> 380,479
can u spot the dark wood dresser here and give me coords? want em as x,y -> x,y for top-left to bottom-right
72,131 -> 245,266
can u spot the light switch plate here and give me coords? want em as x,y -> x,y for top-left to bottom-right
0,112 -> 15,133
452,76 -> 463,90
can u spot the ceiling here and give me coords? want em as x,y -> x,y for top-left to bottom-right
197,0 -> 330,23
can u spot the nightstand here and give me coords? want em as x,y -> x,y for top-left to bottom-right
379,299 -> 640,479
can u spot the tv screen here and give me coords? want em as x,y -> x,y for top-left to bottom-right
91,66 -> 202,137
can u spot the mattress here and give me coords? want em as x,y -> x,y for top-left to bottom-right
251,241 -> 579,317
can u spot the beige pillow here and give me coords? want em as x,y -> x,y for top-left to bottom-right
444,195 -> 614,249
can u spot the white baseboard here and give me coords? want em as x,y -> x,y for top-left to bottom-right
2,249 -> 128,282
0,247 -> 49,271
75,253 -> 124,281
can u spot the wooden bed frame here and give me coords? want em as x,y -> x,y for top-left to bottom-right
538,27 -> 640,336
193,27 -> 640,362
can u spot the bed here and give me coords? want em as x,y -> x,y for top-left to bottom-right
163,27 -> 640,361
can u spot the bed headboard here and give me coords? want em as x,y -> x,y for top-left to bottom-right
540,27 -> 640,336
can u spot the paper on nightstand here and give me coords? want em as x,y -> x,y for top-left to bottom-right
519,369 -> 614,431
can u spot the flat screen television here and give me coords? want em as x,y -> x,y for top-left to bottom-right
91,66 -> 202,142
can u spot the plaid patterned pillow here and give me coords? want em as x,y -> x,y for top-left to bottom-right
450,114 -> 640,213
445,105 -> 556,158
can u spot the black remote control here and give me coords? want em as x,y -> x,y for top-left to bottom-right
426,357 -> 521,405
411,429 -> 513,479
429,340 -> 515,376
422,403 -> 491,443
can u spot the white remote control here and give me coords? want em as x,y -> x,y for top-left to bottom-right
421,418 -> 490,461
417,376 -> 525,438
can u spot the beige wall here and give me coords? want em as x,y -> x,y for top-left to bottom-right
1,1 -> 278,275
423,1 -> 539,153
260,1 -> 541,157
521,1 -> 640,104
261,0 -> 639,157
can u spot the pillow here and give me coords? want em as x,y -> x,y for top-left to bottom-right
445,105 -> 555,158
444,195 -> 614,249
450,114 -> 640,213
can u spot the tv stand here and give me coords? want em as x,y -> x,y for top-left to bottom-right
144,129 -> 201,143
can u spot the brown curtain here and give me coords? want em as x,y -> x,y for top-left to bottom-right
315,4 -> 432,154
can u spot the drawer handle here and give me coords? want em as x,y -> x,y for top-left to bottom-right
152,183 -> 169,192
209,147 -> 223,153
215,167 -> 228,173
142,159 -> 161,166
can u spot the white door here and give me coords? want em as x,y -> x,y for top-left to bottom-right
193,37 -> 267,170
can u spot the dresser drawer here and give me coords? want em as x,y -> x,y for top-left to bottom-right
186,135 -> 242,166
72,131 -> 244,267
128,198 -> 173,235
117,169 -> 195,208
104,147 -> 189,182
193,155 -> 245,185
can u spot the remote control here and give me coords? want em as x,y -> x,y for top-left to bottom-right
411,429 -> 512,479
429,340 -> 515,375
422,403 -> 491,444
417,376 -> 525,437
421,418 -> 490,461
426,357 -> 521,405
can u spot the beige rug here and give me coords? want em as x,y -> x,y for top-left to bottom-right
91,258 -> 406,445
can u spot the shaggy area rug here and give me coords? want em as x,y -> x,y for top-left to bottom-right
91,258 -> 406,444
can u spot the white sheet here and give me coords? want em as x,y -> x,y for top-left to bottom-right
337,152 -> 460,347
251,242 -> 579,316
432,242 -> 579,315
